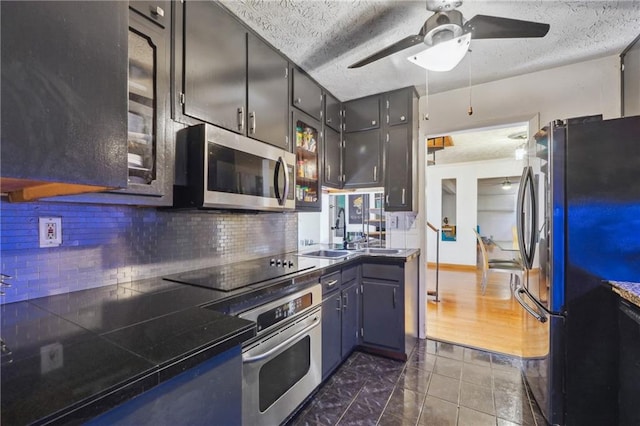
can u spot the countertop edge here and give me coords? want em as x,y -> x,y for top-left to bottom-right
609,280 -> 640,308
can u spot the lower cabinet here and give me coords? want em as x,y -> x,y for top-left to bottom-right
322,289 -> 343,380
321,267 -> 361,380
360,260 -> 418,360
86,346 -> 242,425
341,280 -> 360,359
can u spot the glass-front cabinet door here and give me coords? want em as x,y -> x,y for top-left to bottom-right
293,110 -> 321,211
125,11 -> 168,198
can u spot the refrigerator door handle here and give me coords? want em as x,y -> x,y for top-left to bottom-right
516,166 -> 537,270
513,285 -> 548,323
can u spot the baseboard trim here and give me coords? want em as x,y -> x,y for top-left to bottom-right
426,262 -> 477,272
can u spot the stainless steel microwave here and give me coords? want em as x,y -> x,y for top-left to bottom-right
174,124 -> 295,211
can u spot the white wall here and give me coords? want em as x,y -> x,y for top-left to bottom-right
420,55 -> 621,138
420,55 -> 622,267
426,158 -> 524,265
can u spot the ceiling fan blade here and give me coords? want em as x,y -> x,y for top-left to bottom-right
348,34 -> 424,69
464,15 -> 550,39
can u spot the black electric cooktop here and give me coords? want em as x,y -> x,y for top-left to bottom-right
163,255 -> 315,292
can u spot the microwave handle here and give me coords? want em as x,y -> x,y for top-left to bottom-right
275,156 -> 290,206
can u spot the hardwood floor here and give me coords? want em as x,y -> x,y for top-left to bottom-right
426,265 -> 549,358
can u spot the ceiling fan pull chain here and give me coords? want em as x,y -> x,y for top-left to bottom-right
424,69 -> 430,121
467,49 -> 473,116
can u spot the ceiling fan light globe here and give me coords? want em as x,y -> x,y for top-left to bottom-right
407,32 -> 471,72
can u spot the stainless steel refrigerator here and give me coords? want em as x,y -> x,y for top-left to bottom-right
514,115 -> 640,425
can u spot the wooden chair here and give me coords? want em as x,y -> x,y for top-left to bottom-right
473,228 -> 524,295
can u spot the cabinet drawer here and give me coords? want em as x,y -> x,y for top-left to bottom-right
361,263 -> 403,281
342,265 -> 358,284
130,1 -> 169,28
321,271 -> 342,294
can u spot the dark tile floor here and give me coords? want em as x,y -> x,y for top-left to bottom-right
289,339 -> 546,426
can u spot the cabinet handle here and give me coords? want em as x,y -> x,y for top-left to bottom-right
343,293 -> 348,311
249,111 -> 256,135
373,165 -> 377,181
151,5 -> 164,17
393,287 -> 396,309
400,115 -> 406,121
336,295 -> 342,311
325,279 -> 338,288
386,194 -> 389,204
402,188 -> 405,204
327,118 -> 332,123
237,107 -> 244,132
372,120 -> 377,126
294,97 -> 302,105
327,164 -> 331,181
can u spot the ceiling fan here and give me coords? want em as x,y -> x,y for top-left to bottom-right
348,0 -> 550,70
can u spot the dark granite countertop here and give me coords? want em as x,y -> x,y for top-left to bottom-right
609,281 -> 640,308
0,247 -> 420,425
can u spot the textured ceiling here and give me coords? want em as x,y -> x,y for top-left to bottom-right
221,0 -> 640,100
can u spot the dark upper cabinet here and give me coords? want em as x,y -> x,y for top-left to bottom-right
323,127 -> 342,188
0,1 -> 128,201
41,6 -> 174,206
325,92 -> 342,131
183,1 -> 246,134
343,129 -> 382,188
385,126 -> 412,211
129,0 -> 169,28
292,68 -> 323,121
344,95 -> 380,132
293,109 -> 321,211
247,33 -> 289,150
386,90 -> 411,126
384,88 -> 418,212
181,2 -> 289,149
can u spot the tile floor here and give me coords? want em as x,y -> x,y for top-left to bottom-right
288,339 -> 546,426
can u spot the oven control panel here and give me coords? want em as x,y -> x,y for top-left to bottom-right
256,293 -> 312,332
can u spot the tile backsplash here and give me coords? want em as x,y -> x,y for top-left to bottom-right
0,199 -> 298,303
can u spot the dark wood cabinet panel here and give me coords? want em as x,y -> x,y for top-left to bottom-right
344,96 -> 380,132
129,0 -> 169,28
385,90 -> 411,126
322,291 -> 342,380
385,125 -> 412,211
184,1 -> 246,134
361,279 -> 403,352
247,33 -> 289,149
292,68 -> 323,121
323,127 -> 342,188
325,92 -> 341,131
341,280 -> 360,358
1,1 -> 128,198
343,129 -> 382,188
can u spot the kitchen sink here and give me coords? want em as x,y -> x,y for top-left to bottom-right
298,249 -> 351,259
360,248 -> 402,254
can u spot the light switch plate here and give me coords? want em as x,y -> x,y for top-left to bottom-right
39,217 -> 62,247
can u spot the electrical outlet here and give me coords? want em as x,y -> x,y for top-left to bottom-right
39,217 -> 62,248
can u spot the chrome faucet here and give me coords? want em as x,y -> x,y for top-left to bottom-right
333,208 -> 347,249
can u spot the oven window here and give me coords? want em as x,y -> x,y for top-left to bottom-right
258,336 -> 310,412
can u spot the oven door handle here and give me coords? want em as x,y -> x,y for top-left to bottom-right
243,316 -> 320,364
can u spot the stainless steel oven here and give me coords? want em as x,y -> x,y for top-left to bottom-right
174,123 -> 295,211
239,284 -> 322,426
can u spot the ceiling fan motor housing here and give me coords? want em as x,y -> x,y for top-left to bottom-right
422,10 -> 464,47
426,0 -> 463,12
